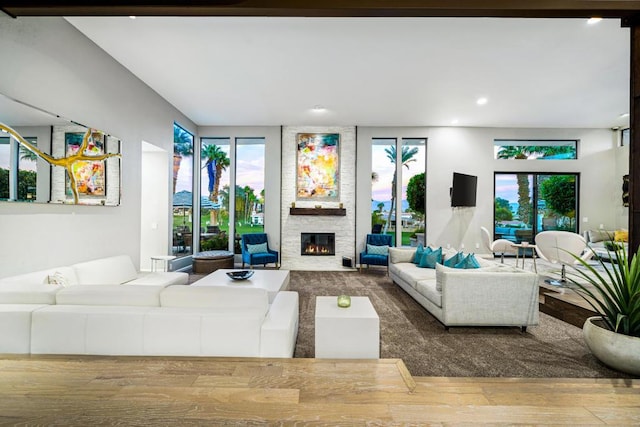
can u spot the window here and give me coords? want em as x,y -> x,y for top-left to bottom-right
200,137 -> 231,252
494,140 -> 577,160
199,137 -> 266,254
0,135 -> 37,201
621,128 -> 630,146
172,123 -> 194,257
234,138 -> 265,253
494,172 -> 579,244
371,137 -> 426,246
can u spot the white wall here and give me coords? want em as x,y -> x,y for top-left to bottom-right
140,142 -> 170,272
0,16 -> 195,278
357,126 -> 625,255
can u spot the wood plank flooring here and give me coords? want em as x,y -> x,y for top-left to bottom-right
0,355 -> 638,425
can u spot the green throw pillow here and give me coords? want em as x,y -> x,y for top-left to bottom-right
367,244 -> 389,256
413,244 -> 425,264
419,247 -> 442,268
443,252 -> 464,268
454,253 -> 481,269
247,242 -> 268,254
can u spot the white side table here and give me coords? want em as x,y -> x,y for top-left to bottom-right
150,255 -> 176,272
514,243 -> 537,272
315,296 -> 380,359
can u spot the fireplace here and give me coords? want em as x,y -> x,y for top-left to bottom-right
301,233 -> 335,256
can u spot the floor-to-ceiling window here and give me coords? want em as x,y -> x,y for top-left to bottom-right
172,123 -> 194,257
199,137 -> 231,252
234,138 -> 265,253
199,136 -> 265,254
371,137 -> 426,246
494,172 -> 579,243
493,139 -> 579,244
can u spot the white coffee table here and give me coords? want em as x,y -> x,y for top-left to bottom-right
191,269 -> 290,303
315,296 -> 380,359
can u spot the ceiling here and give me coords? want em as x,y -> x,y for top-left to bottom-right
65,16 -> 631,129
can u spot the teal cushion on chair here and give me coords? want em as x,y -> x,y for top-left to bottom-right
247,242 -> 268,254
419,247 -> 442,268
367,244 -> 389,255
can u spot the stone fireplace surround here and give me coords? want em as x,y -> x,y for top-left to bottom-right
280,126 -> 356,270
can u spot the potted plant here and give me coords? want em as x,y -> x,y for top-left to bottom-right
565,243 -> 640,375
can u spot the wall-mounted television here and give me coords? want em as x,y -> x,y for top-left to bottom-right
450,172 -> 477,207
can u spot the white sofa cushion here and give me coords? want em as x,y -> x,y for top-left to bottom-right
0,304 -> 48,353
0,284 -> 62,304
390,262 -> 436,289
389,247 -> 416,264
55,285 -> 164,307
415,280 -> 441,308
127,271 -> 189,287
72,255 -> 138,285
160,286 -> 269,312
31,305 -> 154,355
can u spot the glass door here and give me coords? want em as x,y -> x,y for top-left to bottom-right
494,172 -> 578,245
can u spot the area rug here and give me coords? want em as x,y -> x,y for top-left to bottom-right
287,270 -> 632,378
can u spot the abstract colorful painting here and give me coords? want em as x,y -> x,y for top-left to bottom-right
296,133 -> 339,200
65,131 -> 106,197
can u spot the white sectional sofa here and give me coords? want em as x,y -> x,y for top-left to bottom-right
388,247 -> 539,331
0,255 -> 299,358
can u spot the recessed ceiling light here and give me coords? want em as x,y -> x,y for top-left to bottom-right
587,17 -> 602,25
129,15 -> 137,19
451,119 -> 459,125
620,113 -> 630,118
476,97 -> 488,106
312,105 -> 326,112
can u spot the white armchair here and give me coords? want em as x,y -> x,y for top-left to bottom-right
481,226 -> 517,263
534,230 -> 593,286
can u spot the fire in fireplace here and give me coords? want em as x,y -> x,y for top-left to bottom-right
301,232 -> 335,256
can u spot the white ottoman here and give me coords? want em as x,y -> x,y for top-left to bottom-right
314,296 -> 380,359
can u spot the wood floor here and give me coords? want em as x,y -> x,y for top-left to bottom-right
0,355 -> 638,425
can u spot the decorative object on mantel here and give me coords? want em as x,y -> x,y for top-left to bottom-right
315,205 -> 322,209
337,294 -> 351,308
296,133 -> 340,201
289,207 -> 346,216
339,202 -> 343,209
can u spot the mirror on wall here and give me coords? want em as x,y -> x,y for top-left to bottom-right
0,94 -> 121,206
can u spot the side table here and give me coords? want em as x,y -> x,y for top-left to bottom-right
151,255 -> 176,272
315,296 -> 380,359
514,243 -> 537,272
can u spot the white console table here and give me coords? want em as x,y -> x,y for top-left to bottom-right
314,296 -> 379,359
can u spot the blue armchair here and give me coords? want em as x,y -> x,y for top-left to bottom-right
359,234 -> 393,273
241,233 -> 279,269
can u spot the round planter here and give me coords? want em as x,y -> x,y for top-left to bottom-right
583,316 -> 640,376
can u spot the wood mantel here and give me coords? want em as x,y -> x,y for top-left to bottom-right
290,207 -> 346,216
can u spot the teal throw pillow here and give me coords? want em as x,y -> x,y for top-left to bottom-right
247,242 -> 268,254
443,252 -> 464,268
419,247 -> 442,268
367,244 -> 389,256
413,244 -> 425,264
454,253 -> 481,269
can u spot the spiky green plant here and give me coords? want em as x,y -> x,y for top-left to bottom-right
565,244 -> 640,337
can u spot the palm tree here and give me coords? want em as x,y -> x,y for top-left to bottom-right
172,126 -> 193,195
384,145 -> 419,234
201,144 -> 230,225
